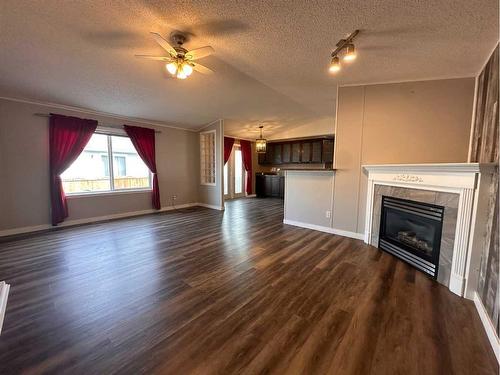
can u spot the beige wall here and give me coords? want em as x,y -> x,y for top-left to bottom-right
284,171 -> 334,228
198,119 -> 224,209
0,99 -> 199,231
333,78 -> 475,235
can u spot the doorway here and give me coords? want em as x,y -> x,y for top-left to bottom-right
224,143 -> 246,200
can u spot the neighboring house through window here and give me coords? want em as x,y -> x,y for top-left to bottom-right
61,131 -> 151,194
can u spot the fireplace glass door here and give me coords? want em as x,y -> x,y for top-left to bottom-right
379,196 -> 444,278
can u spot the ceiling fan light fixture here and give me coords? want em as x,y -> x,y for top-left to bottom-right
329,56 -> 341,73
343,43 -> 357,61
182,63 -> 193,76
256,126 -> 267,154
139,32 -> 215,79
166,62 -> 177,75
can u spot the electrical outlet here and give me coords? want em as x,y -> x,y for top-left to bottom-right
325,210 -> 331,218
172,195 -> 177,201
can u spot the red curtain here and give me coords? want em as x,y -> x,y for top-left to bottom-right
49,114 -> 97,226
224,137 -> 235,165
239,140 -> 253,195
124,125 -> 161,210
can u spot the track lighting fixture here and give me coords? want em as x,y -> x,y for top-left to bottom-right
329,30 -> 360,74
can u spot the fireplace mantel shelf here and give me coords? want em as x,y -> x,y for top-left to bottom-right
363,162 -> 497,174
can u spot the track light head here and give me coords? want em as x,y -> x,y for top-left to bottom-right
329,56 -> 341,73
344,44 -> 357,61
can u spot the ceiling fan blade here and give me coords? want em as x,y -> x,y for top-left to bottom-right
135,55 -> 174,61
185,46 -> 215,60
192,62 -> 214,75
150,32 -> 177,57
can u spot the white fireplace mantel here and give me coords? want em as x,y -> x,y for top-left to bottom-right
362,162 -> 496,298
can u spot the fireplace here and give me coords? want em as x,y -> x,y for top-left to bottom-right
379,196 -> 445,279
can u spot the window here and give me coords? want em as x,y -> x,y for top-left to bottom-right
61,132 -> 151,194
224,163 -> 228,195
234,149 -> 243,194
200,130 -> 216,185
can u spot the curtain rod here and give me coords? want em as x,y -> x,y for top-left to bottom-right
34,113 -> 162,134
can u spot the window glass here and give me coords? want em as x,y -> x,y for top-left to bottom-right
61,132 -> 151,194
224,163 -> 228,195
111,136 -> 150,190
61,133 -> 111,193
235,149 -> 243,194
200,131 -> 216,185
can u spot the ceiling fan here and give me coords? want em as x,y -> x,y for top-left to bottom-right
136,32 -> 214,79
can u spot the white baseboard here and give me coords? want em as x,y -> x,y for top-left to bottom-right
197,203 -> 225,211
0,281 -> 10,335
283,219 -> 364,240
449,273 -> 465,297
331,227 -> 365,240
473,292 -> 500,363
0,203 -> 203,238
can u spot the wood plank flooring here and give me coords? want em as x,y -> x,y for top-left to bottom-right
0,198 -> 497,374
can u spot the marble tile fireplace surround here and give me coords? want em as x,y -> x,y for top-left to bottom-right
363,163 -> 496,298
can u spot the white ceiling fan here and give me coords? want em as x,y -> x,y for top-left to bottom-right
136,32 -> 214,79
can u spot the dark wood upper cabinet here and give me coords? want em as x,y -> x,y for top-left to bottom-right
311,141 -> 322,163
322,139 -> 334,163
273,144 -> 282,164
266,143 -> 275,163
282,143 -> 291,163
301,142 -> 311,163
257,136 -> 334,165
291,143 -> 301,163
258,151 -> 266,164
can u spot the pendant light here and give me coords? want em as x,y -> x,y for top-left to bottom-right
256,126 -> 267,153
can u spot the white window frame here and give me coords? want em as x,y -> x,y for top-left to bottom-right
200,130 -> 216,186
64,127 -> 152,197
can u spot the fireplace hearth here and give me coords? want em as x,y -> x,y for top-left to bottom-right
379,196 -> 444,279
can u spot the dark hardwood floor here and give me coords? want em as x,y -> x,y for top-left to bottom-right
0,198 -> 497,374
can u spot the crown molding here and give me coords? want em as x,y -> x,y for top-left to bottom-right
338,75 -> 475,88
0,95 -> 200,132
197,118 -> 223,131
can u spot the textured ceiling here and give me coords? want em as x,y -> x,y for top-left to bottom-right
0,0 -> 498,138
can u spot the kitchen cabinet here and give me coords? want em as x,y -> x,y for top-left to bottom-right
258,136 -> 334,165
312,141 -> 322,163
322,139 -> 334,163
282,143 -> 291,163
301,142 -> 311,163
255,174 -> 285,199
291,142 -> 301,163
